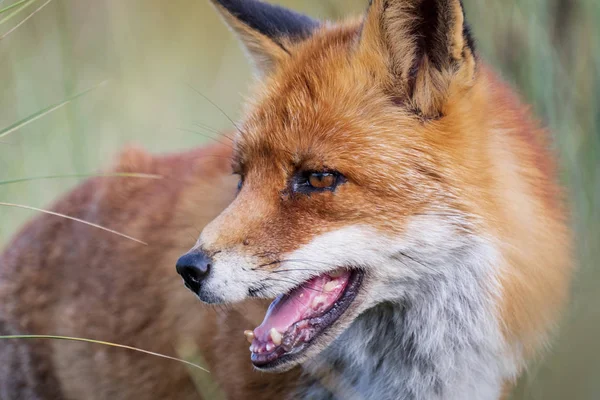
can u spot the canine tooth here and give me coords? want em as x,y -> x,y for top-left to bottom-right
270,328 -> 282,345
329,269 -> 344,278
266,343 -> 275,352
244,330 -> 255,344
312,295 -> 326,308
324,281 -> 338,292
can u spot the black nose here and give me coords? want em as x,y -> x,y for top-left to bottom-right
176,251 -> 212,294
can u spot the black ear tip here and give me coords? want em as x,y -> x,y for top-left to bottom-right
462,22 -> 476,53
212,0 -> 319,41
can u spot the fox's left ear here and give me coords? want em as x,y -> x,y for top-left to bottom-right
209,0 -> 319,77
359,0 -> 477,118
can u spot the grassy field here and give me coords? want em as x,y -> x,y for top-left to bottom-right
1,0 -> 599,398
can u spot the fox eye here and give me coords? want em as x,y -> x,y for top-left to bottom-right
234,173 -> 244,192
309,172 -> 336,189
292,170 -> 345,194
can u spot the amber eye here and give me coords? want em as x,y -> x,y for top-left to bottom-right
291,170 -> 345,195
309,172 -> 336,189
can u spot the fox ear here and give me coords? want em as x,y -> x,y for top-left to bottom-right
359,0 -> 477,118
210,0 -> 319,77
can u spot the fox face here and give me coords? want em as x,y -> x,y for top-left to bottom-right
176,0 -> 566,384
178,0 -> 482,372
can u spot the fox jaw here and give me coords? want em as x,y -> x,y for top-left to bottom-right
176,0 -> 543,396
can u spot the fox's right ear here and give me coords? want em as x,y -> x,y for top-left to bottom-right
209,0 -> 319,77
358,0 -> 477,118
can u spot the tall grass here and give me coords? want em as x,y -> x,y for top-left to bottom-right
0,0 -> 598,399
0,335 -> 210,373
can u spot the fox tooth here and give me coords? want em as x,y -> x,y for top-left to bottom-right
329,269 -> 344,278
312,295 -> 326,308
244,330 -> 255,344
324,281 -> 338,292
270,328 -> 282,345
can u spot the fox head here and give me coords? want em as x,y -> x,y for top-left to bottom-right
177,0 -> 510,374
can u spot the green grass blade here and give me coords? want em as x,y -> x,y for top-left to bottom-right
0,0 -> 28,15
0,335 -> 209,373
0,80 -> 108,140
0,202 -> 147,245
0,172 -> 162,186
0,0 -> 53,40
0,0 -> 33,26
176,339 -> 225,399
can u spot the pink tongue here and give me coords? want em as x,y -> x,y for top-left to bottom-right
253,271 -> 351,343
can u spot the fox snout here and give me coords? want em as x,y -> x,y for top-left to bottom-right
176,250 -> 213,301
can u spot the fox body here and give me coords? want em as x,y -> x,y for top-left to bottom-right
0,0 -> 571,399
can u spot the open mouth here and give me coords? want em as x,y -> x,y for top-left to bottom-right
245,269 -> 363,370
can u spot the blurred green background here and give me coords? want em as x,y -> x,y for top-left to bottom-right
0,0 -> 598,398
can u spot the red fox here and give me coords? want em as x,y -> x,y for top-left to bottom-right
0,0 -> 571,399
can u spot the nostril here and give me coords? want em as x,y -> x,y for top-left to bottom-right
183,266 -> 202,283
176,251 -> 213,294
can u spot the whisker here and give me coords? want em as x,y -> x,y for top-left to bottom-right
186,84 -> 247,136
255,260 -> 281,269
277,258 -> 334,266
253,258 -> 336,271
193,122 -> 235,143
262,277 -> 327,295
394,251 -> 436,272
253,250 -> 279,258
270,268 -> 323,274
177,127 -> 233,149
192,121 -> 221,134
262,276 -> 304,286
